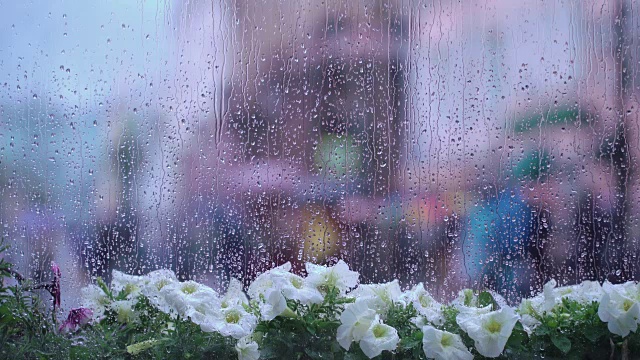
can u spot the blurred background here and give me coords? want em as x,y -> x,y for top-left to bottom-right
1,0 -> 640,306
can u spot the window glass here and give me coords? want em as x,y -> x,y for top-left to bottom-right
1,0 -> 638,304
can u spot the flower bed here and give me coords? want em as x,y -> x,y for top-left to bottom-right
1,241 -> 639,359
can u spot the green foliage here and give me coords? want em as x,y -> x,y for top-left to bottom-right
518,298 -> 636,360
2,245 -> 640,360
256,287 -> 347,359
385,302 -> 425,359
0,238 -> 71,359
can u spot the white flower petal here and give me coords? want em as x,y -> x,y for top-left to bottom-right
259,288 -> 288,321
598,282 -> 640,337
401,283 -> 444,325
305,260 -> 359,295
110,299 -> 138,324
141,269 -> 178,315
160,280 -> 221,318
210,306 -> 257,339
350,280 -> 403,316
81,284 -> 110,320
280,273 -> 324,305
336,300 -> 377,350
111,270 -> 145,299
359,316 -> 399,359
248,262 -> 292,300
236,335 -> 260,360
422,325 -> 473,360
222,278 -> 249,308
457,306 -> 519,358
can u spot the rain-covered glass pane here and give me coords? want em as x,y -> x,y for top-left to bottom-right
2,0 -> 640,309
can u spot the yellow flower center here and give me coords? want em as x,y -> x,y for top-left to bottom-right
291,277 -> 303,289
325,272 -> 338,288
155,279 -> 170,291
441,333 -> 454,347
376,288 -> 392,304
225,311 -> 241,324
623,299 -> 635,312
123,283 -> 138,296
372,324 -> 387,338
181,283 -> 198,295
485,319 -> 502,334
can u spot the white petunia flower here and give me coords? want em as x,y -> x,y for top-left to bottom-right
111,270 -> 146,299
598,281 -> 640,337
184,301 -> 219,328
567,280 -> 604,304
518,279 -> 604,334
305,260 -> 359,295
401,283 -> 444,325
422,325 -> 473,360
358,315 -> 400,359
350,280 -> 404,316
258,288 -> 289,321
81,284 -> 111,321
452,288 -> 508,311
161,280 -> 221,317
248,262 -> 323,307
336,300 -> 377,350
457,306 -> 519,358
452,289 -> 479,309
201,305 -> 257,339
110,299 -> 138,324
517,298 -> 542,334
411,315 -> 428,329
235,335 -> 260,360
540,279 -> 604,312
516,279 -> 571,330
222,278 -> 249,308
247,262 -> 292,300
141,269 -> 179,315
539,279 -> 565,312
454,304 -> 493,326
280,273 -> 324,305
143,269 -> 178,293
249,263 -> 318,320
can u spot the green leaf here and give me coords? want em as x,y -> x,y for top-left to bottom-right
304,348 -> 334,360
478,291 -> 495,308
513,321 -> 524,332
96,277 -> 113,300
413,330 -> 423,341
315,320 -> 339,330
398,336 -> 422,351
462,289 -> 474,306
506,328 -> 526,349
582,325 -> 605,343
306,324 -> 317,335
344,353 -> 366,360
535,325 -> 550,336
551,336 -> 571,354
335,297 -> 356,304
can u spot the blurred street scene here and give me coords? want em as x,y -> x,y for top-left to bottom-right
1,0 -> 640,305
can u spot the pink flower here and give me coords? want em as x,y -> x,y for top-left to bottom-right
59,307 -> 93,333
51,262 -> 61,310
